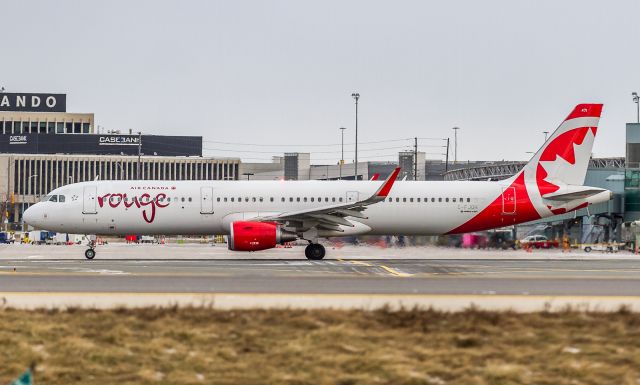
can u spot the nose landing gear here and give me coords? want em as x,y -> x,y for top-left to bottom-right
304,243 -> 326,260
84,239 -> 96,260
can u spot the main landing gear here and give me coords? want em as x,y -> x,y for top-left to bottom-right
304,243 -> 326,260
85,239 -> 96,260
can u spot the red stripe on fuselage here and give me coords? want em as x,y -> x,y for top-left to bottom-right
446,173 -> 540,234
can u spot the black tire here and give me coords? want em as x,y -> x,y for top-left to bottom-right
606,246 -> 613,252
85,248 -> 96,260
305,244 -> 326,260
584,246 -> 592,253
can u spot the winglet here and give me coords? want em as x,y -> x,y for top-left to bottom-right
374,168 -> 401,197
370,173 -> 380,181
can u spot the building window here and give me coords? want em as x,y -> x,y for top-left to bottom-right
82,123 -> 90,133
39,122 -> 46,133
47,122 -> 55,133
65,122 -> 72,133
30,121 -> 37,133
73,122 -> 81,133
56,122 -> 64,133
5,121 -> 12,134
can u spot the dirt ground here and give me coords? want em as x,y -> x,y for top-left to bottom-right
1,306 -> 639,385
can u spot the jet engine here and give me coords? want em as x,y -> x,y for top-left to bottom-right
228,221 -> 297,251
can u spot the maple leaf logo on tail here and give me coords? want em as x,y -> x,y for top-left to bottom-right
514,104 -> 603,215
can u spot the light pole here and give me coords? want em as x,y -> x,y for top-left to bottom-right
22,174 -> 38,231
633,92 -> 639,123
351,92 -> 360,180
543,131 -> 549,141
452,127 -> 460,163
339,127 -> 347,180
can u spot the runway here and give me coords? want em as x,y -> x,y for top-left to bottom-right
1,258 -> 639,294
1,244 -> 639,310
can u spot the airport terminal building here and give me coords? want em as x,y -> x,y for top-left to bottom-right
0,91 -> 240,228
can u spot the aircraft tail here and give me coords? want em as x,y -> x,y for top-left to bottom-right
516,103 -> 603,194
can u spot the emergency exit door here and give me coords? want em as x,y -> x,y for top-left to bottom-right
346,191 -> 359,203
200,186 -> 214,214
83,185 -> 97,214
501,187 -> 516,215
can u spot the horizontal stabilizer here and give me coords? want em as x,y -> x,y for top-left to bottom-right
542,186 -> 606,202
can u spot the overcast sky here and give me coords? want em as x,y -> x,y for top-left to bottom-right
2,0 -> 640,164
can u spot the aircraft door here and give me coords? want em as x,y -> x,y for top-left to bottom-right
501,187 -> 516,215
200,186 -> 214,214
83,185 -> 98,214
346,191 -> 359,203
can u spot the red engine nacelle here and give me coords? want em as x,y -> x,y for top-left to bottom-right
228,221 -> 297,251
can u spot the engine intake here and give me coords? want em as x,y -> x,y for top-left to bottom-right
228,221 -> 297,251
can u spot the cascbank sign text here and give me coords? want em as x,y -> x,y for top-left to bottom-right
99,135 -> 140,146
0,93 -> 66,112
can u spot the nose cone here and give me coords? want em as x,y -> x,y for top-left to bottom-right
23,204 -> 38,227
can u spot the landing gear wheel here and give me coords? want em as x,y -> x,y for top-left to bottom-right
85,248 -> 96,260
305,243 -> 326,260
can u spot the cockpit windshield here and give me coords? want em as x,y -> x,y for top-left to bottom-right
41,194 -> 66,203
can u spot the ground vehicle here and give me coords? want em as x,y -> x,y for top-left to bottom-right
28,230 -> 53,245
582,243 -> 621,253
0,232 -> 14,244
520,235 -> 559,249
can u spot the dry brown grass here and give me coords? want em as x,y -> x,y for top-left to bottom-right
1,306 -> 640,385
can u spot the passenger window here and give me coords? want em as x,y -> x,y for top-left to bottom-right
58,195 -> 65,203
467,198 -> 471,202
403,198 -> 407,202
245,197 -> 249,202
339,197 -> 343,202
332,197 -> 336,202
231,197 -> 234,202
318,197 -> 321,202
224,197 -> 228,202
396,198 -> 400,202
460,197 -> 463,202
188,197 -> 192,202
438,198 -> 442,202
325,198 -> 329,202
452,198 -> 456,202
290,197 -> 293,202
252,197 -> 256,202
181,197 -> 185,202
281,197 -> 285,202
431,198 -> 435,202
303,197 -> 307,202
410,198 -> 414,202
417,198 -> 420,202
217,197 -> 221,202
296,197 -> 300,202
445,198 -> 449,202
310,197 -> 314,202
259,197 -> 264,202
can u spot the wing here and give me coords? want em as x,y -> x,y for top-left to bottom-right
253,168 -> 401,233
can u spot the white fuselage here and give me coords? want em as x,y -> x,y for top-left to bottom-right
26,179 -> 506,236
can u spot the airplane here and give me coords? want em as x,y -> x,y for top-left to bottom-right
24,104 -> 612,260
